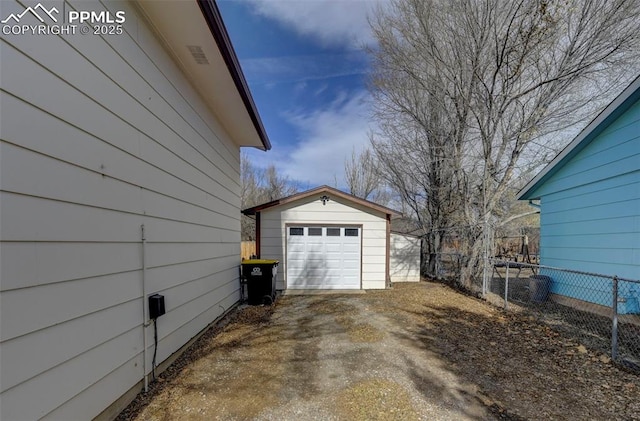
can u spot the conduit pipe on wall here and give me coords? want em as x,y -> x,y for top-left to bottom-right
141,224 -> 149,392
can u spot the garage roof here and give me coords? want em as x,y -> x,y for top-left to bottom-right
242,185 -> 401,217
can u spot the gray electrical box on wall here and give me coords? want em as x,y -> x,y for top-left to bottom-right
148,294 -> 165,320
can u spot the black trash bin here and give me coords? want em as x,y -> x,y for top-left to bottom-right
241,259 -> 279,305
529,275 -> 552,303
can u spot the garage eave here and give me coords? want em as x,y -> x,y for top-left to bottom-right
242,185 -> 401,217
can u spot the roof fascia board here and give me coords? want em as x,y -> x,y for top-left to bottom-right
198,0 -> 271,150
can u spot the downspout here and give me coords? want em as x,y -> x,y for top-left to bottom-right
141,224 -> 149,392
386,214 -> 391,288
255,212 -> 261,258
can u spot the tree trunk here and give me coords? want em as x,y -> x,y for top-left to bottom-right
459,236 -> 484,291
421,230 -> 443,279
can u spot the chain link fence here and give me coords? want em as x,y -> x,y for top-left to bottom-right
488,260 -> 640,370
425,226 -> 639,370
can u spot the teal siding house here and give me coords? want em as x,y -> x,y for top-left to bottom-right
518,76 -> 640,314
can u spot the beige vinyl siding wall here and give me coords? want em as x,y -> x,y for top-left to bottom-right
390,233 -> 421,283
0,1 -> 242,419
259,195 -> 388,289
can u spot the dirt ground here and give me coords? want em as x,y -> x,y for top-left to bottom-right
118,282 -> 640,420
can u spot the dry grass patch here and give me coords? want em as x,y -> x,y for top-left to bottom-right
128,304 -> 288,421
335,313 -> 384,343
347,323 -> 385,343
336,378 -> 419,421
307,298 -> 356,315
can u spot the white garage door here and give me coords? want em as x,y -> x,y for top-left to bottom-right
286,226 -> 361,289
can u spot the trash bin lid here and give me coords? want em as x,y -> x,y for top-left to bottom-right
242,259 -> 279,265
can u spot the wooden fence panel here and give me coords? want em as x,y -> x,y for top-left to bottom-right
241,241 -> 256,260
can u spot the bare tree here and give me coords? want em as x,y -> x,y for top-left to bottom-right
343,147 -> 391,205
241,153 -> 298,240
369,0 -> 640,287
344,147 -> 377,199
371,91 -> 469,276
263,165 -> 297,201
241,153 -> 260,206
241,154 -> 259,242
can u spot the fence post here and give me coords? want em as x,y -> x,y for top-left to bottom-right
482,224 -> 488,298
611,276 -> 619,360
504,262 -> 509,310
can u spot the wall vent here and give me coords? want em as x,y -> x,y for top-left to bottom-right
187,45 -> 209,65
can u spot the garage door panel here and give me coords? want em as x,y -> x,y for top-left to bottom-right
324,244 -> 343,252
324,252 -> 342,259
287,245 -> 305,254
343,244 -> 360,253
287,264 -> 307,271
293,283 -> 358,290
299,278 -> 359,286
287,226 -> 361,289
289,260 -> 327,268
324,262 -> 343,269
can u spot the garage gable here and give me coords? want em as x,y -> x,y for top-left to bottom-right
243,185 -> 398,217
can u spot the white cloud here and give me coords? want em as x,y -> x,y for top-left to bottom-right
236,1 -> 388,190
246,0 -> 385,49
246,90 -> 375,188
240,52 -> 370,86
286,91 -> 372,185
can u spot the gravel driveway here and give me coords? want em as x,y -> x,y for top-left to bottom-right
119,282 -> 640,421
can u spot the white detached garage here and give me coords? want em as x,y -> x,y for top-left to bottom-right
243,186 -> 401,290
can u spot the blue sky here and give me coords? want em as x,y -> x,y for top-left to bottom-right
218,0 -> 383,188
